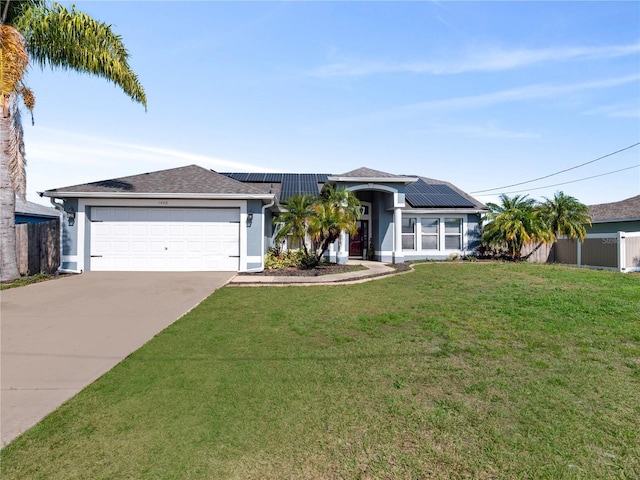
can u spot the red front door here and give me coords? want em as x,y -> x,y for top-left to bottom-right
349,221 -> 367,257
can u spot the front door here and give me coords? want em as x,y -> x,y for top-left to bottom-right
349,220 -> 368,257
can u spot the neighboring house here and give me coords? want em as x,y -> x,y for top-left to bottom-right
551,195 -> 640,273
42,165 -> 486,273
587,195 -> 640,234
15,197 -> 61,224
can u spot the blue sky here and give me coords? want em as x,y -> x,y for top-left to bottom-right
24,1 -> 639,207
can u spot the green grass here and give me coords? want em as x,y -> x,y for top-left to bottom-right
2,263 -> 639,479
0,272 -> 53,290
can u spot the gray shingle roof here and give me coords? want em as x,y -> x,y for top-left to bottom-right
222,170 -> 485,209
44,165 -> 268,196
589,195 -> 640,222
15,197 -> 61,218
336,167 -> 404,178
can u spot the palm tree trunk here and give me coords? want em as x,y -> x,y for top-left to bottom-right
522,241 -> 545,261
0,112 -> 20,281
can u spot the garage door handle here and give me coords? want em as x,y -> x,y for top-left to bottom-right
91,255 -> 103,258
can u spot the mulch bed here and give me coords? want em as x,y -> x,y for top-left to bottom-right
240,262 -> 413,277
240,263 -> 368,277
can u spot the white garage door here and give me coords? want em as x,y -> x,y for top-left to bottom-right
90,207 -> 240,271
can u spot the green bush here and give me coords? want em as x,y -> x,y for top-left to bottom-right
264,248 -> 307,270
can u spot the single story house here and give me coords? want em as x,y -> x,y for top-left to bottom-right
42,165 -> 486,273
15,197 -> 61,224
587,195 -> 640,234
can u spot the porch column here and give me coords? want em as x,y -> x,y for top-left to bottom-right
392,206 -> 404,264
337,230 -> 349,264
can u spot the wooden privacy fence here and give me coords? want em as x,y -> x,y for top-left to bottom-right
551,232 -> 640,273
15,219 -> 61,275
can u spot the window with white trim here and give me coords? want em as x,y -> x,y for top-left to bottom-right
402,217 -> 416,250
421,218 -> 439,250
444,218 -> 462,250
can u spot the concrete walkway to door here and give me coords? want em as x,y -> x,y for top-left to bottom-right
1,271 -> 234,448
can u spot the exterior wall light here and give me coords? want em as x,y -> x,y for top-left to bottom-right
66,206 -> 76,227
246,211 -> 253,226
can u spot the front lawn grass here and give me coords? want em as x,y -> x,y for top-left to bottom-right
2,263 -> 639,479
0,272 -> 54,290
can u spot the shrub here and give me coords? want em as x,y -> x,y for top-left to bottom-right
264,248 -> 307,270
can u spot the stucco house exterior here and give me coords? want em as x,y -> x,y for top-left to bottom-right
42,165 -> 486,273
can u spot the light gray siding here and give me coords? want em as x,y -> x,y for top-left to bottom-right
246,199 -> 263,257
587,220 -> 640,234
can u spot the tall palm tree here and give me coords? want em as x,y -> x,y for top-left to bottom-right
481,194 -> 551,260
320,184 -> 362,225
307,186 -> 360,266
540,191 -> 591,241
1,0 -> 146,281
274,187 -> 361,268
273,194 -> 315,257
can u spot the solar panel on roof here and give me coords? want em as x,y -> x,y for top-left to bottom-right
279,174 -> 297,201
406,180 -> 475,208
264,173 -> 282,183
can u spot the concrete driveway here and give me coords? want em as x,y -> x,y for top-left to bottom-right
1,271 -> 234,447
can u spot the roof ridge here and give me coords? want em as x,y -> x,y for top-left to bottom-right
44,165 -> 270,196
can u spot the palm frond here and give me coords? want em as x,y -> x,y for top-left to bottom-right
7,95 -> 26,197
15,2 -> 146,107
1,0 -> 42,25
17,84 -> 35,111
0,24 -> 29,103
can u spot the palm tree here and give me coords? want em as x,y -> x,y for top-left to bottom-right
481,194 -> 551,260
1,1 -> 146,281
307,186 -> 360,266
274,186 -> 361,268
273,194 -> 315,257
540,191 -> 591,241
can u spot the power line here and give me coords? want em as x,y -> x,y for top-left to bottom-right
473,164 -> 639,197
470,142 -> 640,194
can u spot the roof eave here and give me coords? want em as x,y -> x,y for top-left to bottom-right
403,207 -> 487,214
327,176 -> 418,184
42,191 -> 276,201
591,217 -> 640,224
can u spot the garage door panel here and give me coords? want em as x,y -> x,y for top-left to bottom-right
132,241 -> 147,253
113,241 -> 129,253
186,241 -> 203,253
150,225 -> 165,237
222,224 -> 238,236
204,225 -> 221,237
168,241 -> 184,252
90,207 -> 240,271
221,240 -> 239,255
186,225 -> 202,236
132,225 -> 147,236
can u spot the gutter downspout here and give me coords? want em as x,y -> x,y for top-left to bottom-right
49,197 -> 82,274
244,198 -> 276,273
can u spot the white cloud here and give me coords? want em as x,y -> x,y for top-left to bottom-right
309,42 -> 640,78
424,123 -> 539,139
27,128 -> 273,172
582,103 -> 640,118
398,74 -> 640,113
300,73 -> 640,134
24,128 -> 273,206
